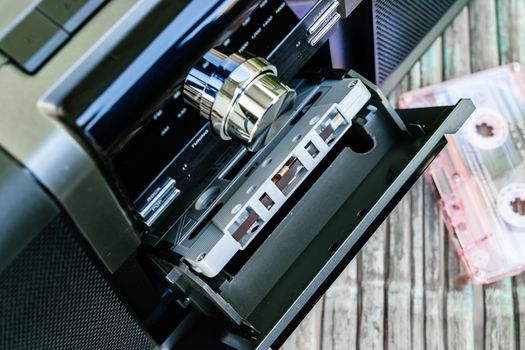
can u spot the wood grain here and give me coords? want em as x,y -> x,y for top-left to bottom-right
385,131 -> 413,349
419,38 -> 449,350
357,224 -> 387,350
409,60 -> 425,350
496,0 -> 525,65
320,259 -> 359,350
282,300 -> 324,350
469,0 -> 499,71
496,3 -> 525,349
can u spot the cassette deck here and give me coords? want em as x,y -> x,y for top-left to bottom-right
0,0 -> 474,348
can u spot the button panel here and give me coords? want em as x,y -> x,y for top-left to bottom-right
0,9 -> 68,73
38,0 -> 105,33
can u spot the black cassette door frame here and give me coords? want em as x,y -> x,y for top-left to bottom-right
163,76 -> 474,349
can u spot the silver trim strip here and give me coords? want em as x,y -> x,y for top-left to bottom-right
307,1 -> 339,35
139,179 -> 180,226
309,12 -> 341,46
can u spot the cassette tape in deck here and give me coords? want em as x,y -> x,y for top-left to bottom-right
399,64 -> 525,284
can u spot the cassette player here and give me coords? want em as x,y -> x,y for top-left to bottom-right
0,0 -> 475,348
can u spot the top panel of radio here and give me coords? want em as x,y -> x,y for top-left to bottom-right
34,0 -> 357,261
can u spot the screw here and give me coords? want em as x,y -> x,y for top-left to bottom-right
475,270 -> 486,280
178,297 -> 191,308
309,116 -> 320,125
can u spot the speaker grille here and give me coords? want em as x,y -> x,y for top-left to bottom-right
0,215 -> 155,350
373,0 -> 456,84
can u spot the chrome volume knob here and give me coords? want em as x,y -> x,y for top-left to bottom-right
183,48 -> 296,150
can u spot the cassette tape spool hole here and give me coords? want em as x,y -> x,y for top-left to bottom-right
511,197 -> 525,216
195,186 -> 221,211
463,109 -> 509,150
497,183 -> 525,228
476,122 -> 495,137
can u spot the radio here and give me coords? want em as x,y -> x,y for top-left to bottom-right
0,0 -> 473,349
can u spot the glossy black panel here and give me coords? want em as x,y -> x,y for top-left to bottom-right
42,0 -> 257,149
113,1 -> 299,199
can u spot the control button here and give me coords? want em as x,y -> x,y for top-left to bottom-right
38,0 -> 105,33
184,48 -> 296,151
0,10 -> 68,73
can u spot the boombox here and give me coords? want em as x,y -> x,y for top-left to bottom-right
0,1 -> 472,349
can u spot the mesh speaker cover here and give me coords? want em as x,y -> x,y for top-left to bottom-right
373,0 -> 457,84
0,215 -> 155,350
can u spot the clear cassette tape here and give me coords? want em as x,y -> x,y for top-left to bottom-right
399,63 -> 525,284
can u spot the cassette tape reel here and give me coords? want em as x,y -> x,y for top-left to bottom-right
461,108 -> 509,150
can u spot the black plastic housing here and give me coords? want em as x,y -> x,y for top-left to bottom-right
162,72 -> 474,349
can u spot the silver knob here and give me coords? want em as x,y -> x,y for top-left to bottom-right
183,48 -> 296,150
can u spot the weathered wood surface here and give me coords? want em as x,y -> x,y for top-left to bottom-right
282,1 -> 525,349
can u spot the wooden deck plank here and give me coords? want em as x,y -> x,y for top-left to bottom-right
320,260 -> 359,350
385,187 -> 412,346
384,76 -> 413,350
496,0 -> 525,65
417,38 -> 448,350
357,224 -> 387,350
496,4 -> 525,349
443,7 -> 470,79
409,61 -> 426,350
281,300 -> 324,350
421,37 -> 447,350
441,6 -> 475,350
410,178 -> 425,350
469,0 -> 499,72
515,275 -> 525,350
483,280 -> 517,350
422,176 -> 447,350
